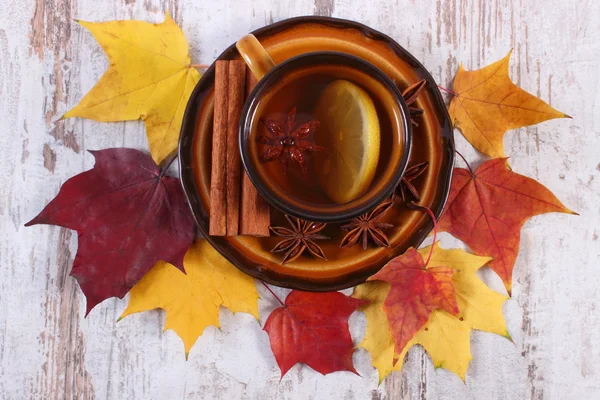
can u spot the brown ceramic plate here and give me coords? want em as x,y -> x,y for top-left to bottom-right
178,16 -> 454,291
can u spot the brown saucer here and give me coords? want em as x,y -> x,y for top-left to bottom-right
178,16 -> 454,291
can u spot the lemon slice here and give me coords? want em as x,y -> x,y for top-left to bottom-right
313,80 -> 380,204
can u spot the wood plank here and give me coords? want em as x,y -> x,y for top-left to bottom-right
1,0 -> 598,398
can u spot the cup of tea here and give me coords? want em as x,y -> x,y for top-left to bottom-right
237,34 -> 412,223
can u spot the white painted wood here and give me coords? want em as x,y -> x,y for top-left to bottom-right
1,0 -> 598,398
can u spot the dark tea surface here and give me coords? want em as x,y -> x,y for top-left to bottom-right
249,63 -> 404,209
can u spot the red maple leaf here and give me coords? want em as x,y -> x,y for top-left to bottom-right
26,149 -> 195,314
368,248 -> 459,359
438,158 -> 576,293
263,290 -> 367,377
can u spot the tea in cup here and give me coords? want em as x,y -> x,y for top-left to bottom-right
237,34 -> 412,223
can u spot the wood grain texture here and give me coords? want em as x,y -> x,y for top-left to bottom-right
1,0 -> 598,399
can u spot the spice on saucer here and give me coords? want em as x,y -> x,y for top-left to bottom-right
210,61 -> 272,237
224,61 -> 246,236
402,79 -> 427,127
240,69 -> 271,236
394,161 -> 429,202
269,215 -> 328,264
340,199 -> 394,250
209,60 -> 231,236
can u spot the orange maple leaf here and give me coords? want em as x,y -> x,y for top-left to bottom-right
448,51 -> 569,158
368,248 -> 459,361
438,158 -> 576,293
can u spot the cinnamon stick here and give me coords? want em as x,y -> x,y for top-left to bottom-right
225,61 -> 246,236
209,60 -> 229,236
239,68 -> 271,236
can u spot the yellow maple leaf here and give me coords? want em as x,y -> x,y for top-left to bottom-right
354,243 -> 509,382
119,239 -> 259,357
448,51 -> 569,157
64,13 -> 201,164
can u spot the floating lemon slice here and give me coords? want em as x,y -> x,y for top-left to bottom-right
313,80 -> 380,204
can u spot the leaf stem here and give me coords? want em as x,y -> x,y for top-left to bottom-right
454,150 -> 474,175
408,203 -> 438,267
159,152 -> 178,178
261,281 -> 285,307
438,84 -> 457,96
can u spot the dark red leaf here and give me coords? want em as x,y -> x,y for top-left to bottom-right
25,148 -> 195,315
263,290 -> 367,377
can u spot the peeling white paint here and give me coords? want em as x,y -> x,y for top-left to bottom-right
1,0 -> 599,399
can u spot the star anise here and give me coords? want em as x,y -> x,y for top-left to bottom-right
394,162 -> 429,202
402,79 -> 427,127
269,215 -> 328,264
340,200 -> 394,250
257,107 -> 324,178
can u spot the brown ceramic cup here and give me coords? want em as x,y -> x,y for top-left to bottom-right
237,34 -> 412,223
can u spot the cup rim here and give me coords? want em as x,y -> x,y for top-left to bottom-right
239,51 -> 413,223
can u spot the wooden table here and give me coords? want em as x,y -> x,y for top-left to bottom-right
2,0 -> 598,398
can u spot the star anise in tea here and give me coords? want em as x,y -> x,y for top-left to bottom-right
340,200 -> 394,250
269,215 -> 328,264
394,162 -> 429,202
257,107 -> 324,178
402,79 -> 427,127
